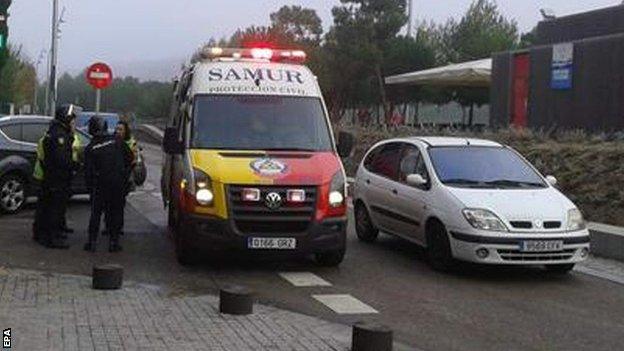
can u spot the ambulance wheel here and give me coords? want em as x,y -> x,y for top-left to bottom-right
315,248 -> 345,267
167,201 -> 176,228
0,173 -> 27,214
175,217 -> 200,266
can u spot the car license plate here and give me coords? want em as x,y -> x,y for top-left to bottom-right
519,240 -> 564,252
248,237 -> 297,250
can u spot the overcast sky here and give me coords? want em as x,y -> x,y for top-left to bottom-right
8,0 -> 622,80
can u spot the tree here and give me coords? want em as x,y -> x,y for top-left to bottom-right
437,0 -> 520,125
519,26 -> 538,49
0,45 -> 36,112
443,0 -> 519,62
324,0 -> 408,119
270,6 -> 323,47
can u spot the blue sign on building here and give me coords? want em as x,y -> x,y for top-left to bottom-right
551,43 -> 574,90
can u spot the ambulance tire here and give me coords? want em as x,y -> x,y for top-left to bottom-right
315,248 -> 345,267
167,201 -> 176,228
175,216 -> 200,266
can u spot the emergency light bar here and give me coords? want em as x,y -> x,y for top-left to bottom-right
201,47 -> 307,64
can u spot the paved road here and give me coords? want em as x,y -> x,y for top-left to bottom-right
1,143 -> 623,351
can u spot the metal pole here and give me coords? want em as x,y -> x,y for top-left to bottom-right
48,0 -> 59,116
44,49 -> 50,115
407,0 -> 414,37
95,89 -> 101,116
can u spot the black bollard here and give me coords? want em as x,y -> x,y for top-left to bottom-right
219,285 -> 253,315
352,322 -> 393,351
92,264 -> 123,290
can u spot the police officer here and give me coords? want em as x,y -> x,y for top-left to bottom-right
34,104 -> 79,249
84,116 -> 133,252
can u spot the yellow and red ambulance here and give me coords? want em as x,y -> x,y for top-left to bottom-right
162,47 -> 354,266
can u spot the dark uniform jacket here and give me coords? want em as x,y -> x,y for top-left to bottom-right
42,120 -> 76,186
84,135 -> 133,191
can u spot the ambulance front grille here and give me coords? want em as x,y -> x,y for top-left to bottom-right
227,185 -> 317,234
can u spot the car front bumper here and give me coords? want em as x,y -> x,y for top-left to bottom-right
448,228 -> 591,265
181,213 -> 347,255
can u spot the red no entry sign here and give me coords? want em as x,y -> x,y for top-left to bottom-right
86,62 -> 113,89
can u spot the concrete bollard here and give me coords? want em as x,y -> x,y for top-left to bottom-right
352,322 -> 393,351
92,264 -> 123,290
219,285 -> 254,315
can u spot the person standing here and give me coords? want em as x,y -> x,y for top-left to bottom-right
114,121 -> 137,236
35,104 -> 79,249
84,117 -> 133,252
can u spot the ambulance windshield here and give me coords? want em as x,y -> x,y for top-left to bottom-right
191,95 -> 333,151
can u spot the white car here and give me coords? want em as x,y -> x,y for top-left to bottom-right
353,137 -> 590,273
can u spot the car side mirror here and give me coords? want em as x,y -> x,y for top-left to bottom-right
545,175 -> 558,186
407,174 -> 428,187
163,127 -> 183,155
337,131 -> 355,158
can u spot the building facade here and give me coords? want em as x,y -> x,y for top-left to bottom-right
491,5 -> 624,131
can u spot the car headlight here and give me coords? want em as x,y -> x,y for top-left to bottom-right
462,209 -> 508,232
193,168 -> 213,206
567,208 -> 586,231
329,171 -> 346,208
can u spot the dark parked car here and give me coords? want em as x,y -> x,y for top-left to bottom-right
0,115 -> 91,214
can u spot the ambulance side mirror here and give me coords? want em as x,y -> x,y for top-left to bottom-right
337,131 -> 355,158
163,127 -> 184,155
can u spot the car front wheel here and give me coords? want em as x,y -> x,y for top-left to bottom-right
0,174 -> 27,214
426,221 -> 456,272
355,202 -> 379,243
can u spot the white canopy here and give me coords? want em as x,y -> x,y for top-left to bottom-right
385,58 -> 492,87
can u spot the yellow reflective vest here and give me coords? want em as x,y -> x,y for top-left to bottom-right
33,132 -> 81,181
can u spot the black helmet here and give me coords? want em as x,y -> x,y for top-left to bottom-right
88,116 -> 108,136
55,104 -> 81,125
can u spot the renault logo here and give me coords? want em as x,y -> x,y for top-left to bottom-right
265,192 -> 283,210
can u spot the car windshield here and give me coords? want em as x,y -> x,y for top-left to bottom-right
191,95 -> 333,151
428,146 -> 546,189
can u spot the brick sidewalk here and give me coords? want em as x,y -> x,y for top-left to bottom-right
0,268 -> 351,351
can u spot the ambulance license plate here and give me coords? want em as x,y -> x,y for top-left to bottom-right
248,237 -> 297,250
519,240 -> 564,252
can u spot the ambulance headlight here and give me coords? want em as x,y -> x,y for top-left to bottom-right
196,189 -> 214,206
193,168 -> 213,206
329,191 -> 344,207
329,172 -> 346,208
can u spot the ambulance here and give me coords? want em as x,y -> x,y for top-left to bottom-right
161,47 -> 354,266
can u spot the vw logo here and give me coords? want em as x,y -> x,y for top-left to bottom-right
265,192 -> 283,210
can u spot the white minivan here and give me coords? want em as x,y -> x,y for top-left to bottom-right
353,137 -> 590,273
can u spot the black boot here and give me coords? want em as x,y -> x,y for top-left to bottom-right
83,241 -> 97,252
45,237 -> 70,249
109,238 -> 122,253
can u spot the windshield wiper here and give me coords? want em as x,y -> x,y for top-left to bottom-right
485,180 -> 545,188
263,147 -> 317,152
442,179 -> 491,188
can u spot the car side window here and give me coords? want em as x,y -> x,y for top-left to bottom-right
399,144 -> 430,184
0,124 -> 21,141
369,143 -> 402,181
21,123 -> 49,144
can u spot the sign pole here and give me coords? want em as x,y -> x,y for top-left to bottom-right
95,89 -> 101,116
